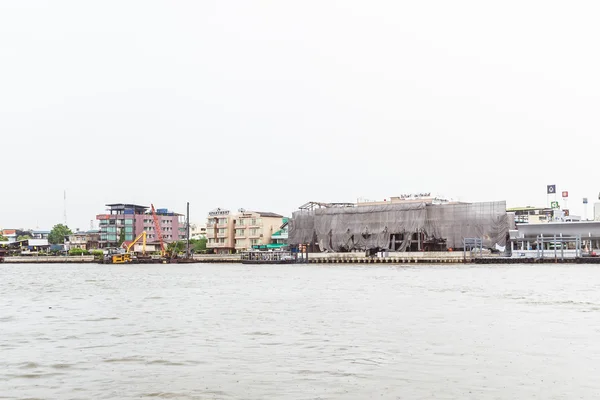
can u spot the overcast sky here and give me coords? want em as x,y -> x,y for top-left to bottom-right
1,1 -> 599,230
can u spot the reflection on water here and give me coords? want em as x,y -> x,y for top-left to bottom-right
1,263 -> 600,399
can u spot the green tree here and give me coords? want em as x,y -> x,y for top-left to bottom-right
0,235 -> 7,242
166,241 -> 186,258
190,238 -> 207,253
118,229 -> 126,246
17,235 -> 31,241
48,224 -> 73,244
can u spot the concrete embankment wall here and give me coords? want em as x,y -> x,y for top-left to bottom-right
193,254 -> 241,263
307,251 -> 470,264
2,256 -> 96,263
191,252 -> 472,264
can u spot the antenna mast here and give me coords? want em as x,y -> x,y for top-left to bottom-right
63,190 -> 68,226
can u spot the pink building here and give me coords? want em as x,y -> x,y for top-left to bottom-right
96,203 -> 186,248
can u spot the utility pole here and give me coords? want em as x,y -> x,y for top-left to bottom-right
186,202 -> 190,259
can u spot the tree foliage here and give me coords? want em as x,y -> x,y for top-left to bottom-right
17,235 -> 31,241
190,238 -> 207,253
48,224 -> 73,244
0,235 -> 7,242
119,229 -> 126,246
166,241 -> 186,258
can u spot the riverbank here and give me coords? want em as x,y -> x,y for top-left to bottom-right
2,255 -> 95,263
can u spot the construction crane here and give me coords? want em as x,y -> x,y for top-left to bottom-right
151,204 -> 166,257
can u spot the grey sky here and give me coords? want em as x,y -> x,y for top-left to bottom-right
1,1 -> 599,230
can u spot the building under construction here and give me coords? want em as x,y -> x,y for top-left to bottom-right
288,197 -> 511,253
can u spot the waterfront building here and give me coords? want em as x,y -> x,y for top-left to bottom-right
96,203 -> 186,248
205,208 -> 284,253
233,211 -> 284,252
289,198 -> 510,252
270,218 -> 289,249
206,208 -> 236,254
511,220 -> 600,256
65,230 -> 100,251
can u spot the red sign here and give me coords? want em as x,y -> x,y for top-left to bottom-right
562,191 -> 569,198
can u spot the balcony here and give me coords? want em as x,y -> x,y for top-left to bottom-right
207,242 -> 229,248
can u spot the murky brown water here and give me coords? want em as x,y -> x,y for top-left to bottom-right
1,263 -> 600,399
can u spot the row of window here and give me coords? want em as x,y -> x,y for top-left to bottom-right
100,219 -> 134,226
206,218 -> 264,226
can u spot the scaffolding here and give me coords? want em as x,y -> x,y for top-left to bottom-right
289,201 -> 509,252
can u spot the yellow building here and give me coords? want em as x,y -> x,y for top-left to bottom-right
206,208 -> 284,253
233,211 -> 284,252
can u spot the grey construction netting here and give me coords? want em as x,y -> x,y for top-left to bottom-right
289,201 -> 510,252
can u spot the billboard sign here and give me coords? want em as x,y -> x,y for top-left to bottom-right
547,185 -> 556,194
562,191 -> 569,198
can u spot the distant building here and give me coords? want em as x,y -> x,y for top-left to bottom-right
190,223 -> 207,239
507,206 -> 554,224
357,194 -> 461,207
66,231 -> 100,251
205,208 -> 284,254
96,203 -> 186,248
32,230 -> 50,240
1,229 -> 17,243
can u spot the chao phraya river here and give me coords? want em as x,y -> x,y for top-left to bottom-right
1,263 -> 600,399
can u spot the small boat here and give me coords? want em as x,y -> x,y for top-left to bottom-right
240,250 -> 297,265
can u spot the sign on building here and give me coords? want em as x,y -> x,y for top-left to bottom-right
562,191 -> 569,198
208,208 -> 230,216
550,201 -> 560,209
547,185 -> 556,194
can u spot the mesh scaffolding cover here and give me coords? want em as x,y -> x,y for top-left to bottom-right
289,201 -> 509,251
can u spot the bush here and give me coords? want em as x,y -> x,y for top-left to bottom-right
90,250 -> 104,259
69,248 -> 90,256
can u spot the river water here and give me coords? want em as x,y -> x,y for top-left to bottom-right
1,263 -> 600,399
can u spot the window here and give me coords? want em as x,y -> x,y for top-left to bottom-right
125,226 -> 133,233
235,229 -> 245,236
125,219 -> 133,225
250,239 -> 260,245
250,228 -> 260,236
218,228 -> 227,235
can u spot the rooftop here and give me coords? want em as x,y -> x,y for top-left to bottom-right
106,203 -> 149,211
